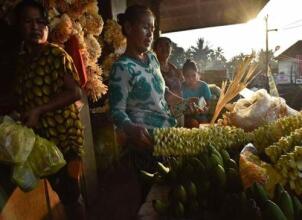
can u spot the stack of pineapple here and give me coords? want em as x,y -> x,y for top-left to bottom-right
16,45 -> 84,155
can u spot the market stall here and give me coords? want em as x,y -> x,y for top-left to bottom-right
135,59 -> 302,220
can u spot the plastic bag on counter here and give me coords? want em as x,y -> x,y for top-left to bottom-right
12,161 -> 38,192
240,143 -> 267,189
27,136 -> 66,177
239,143 -> 282,198
0,116 -> 36,164
226,89 -> 298,131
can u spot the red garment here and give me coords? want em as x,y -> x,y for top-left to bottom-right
65,35 -> 87,88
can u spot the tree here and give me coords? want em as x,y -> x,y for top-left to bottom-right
189,38 -> 213,72
169,42 -> 186,69
256,49 -> 278,72
208,47 -> 227,70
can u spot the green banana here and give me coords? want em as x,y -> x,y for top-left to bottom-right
278,191 -> 294,220
263,200 -> 287,220
253,182 -> 269,208
274,183 -> 285,203
292,195 -> 302,220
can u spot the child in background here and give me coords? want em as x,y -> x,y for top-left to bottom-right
182,59 -> 212,127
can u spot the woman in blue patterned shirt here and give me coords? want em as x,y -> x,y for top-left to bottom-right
108,5 -> 182,219
107,6 -> 202,219
109,5 -> 180,150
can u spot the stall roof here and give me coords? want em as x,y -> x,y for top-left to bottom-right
275,41 -> 302,61
159,0 -> 269,33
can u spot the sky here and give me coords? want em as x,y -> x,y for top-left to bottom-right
163,0 -> 302,61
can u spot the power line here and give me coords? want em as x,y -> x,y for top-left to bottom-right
282,24 -> 302,30
282,18 -> 302,28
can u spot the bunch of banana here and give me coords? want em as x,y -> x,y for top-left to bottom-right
245,182 -> 302,220
265,128 -> 302,163
249,112 -> 302,152
144,149 -> 244,218
153,126 -> 247,157
274,146 -> 302,195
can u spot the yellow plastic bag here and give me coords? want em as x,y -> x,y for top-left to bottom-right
240,144 -> 267,189
27,136 -> 66,177
239,143 -> 282,198
0,116 -> 36,164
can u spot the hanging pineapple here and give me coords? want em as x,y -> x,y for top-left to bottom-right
16,44 -> 84,156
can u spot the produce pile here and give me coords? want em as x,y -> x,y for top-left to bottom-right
143,147 -> 302,219
145,112 -> 302,219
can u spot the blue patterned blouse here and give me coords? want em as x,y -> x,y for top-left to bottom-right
109,51 -> 176,129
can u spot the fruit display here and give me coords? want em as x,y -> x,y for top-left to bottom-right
142,146 -> 302,220
147,110 -> 302,219
265,128 -> 302,163
153,126 -> 248,157
142,147 -> 259,219
275,146 -> 302,195
248,112 -> 302,153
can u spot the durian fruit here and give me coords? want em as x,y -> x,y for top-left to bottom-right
274,146 -> 302,195
265,128 -> 302,163
153,126 -> 248,157
249,112 -> 302,152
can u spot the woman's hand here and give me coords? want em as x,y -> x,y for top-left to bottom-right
187,97 -> 207,115
21,108 -> 42,128
123,122 -> 153,150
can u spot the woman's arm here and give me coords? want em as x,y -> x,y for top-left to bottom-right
109,63 -> 153,149
165,87 -> 183,106
22,73 -> 82,128
109,63 -> 132,127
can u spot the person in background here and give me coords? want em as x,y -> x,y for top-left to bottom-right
207,84 -> 221,120
182,59 -> 212,127
14,1 -> 85,219
153,37 -> 183,97
153,37 -> 184,126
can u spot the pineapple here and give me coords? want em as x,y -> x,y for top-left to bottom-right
16,43 -> 84,156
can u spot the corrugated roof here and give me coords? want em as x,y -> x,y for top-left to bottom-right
275,40 -> 302,61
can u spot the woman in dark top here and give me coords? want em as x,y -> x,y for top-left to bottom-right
153,37 -> 184,97
153,37 -> 185,126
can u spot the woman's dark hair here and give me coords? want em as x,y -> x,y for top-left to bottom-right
152,37 -> 172,50
183,59 -> 198,74
117,4 -> 154,36
14,0 -> 49,25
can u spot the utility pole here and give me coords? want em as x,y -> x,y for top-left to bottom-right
265,15 -> 278,91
